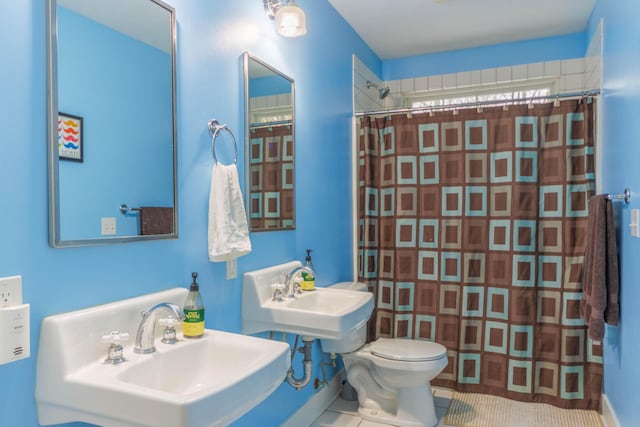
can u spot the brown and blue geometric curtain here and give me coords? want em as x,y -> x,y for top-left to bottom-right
248,125 -> 294,230
357,99 -> 603,410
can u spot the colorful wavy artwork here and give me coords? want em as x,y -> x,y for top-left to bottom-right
58,113 -> 82,161
62,126 -> 79,135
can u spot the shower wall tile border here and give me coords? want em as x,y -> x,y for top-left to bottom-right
353,23 -> 602,114
380,56 -> 600,111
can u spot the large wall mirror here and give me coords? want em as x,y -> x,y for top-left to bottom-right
243,52 -> 295,231
46,0 -> 178,247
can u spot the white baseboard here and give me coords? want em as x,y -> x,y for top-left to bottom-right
280,370 -> 345,427
602,394 -> 621,427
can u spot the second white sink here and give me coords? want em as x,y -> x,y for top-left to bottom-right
242,261 -> 374,340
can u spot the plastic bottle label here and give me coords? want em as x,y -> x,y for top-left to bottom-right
183,308 -> 204,337
301,272 -> 315,291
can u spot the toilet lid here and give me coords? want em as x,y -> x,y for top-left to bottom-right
370,338 -> 447,362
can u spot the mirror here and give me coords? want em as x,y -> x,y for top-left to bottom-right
243,52 -> 295,231
46,0 -> 178,247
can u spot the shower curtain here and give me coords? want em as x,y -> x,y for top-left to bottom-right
357,99 -> 603,410
248,125 -> 294,229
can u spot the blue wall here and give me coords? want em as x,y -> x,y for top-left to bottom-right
5,0 -> 635,426
0,1 -> 379,426
383,32 -> 587,81
587,1 -> 640,426
250,75 -> 292,97
58,8 -> 173,239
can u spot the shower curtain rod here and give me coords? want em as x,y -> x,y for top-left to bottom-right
250,119 -> 292,130
354,89 -> 601,117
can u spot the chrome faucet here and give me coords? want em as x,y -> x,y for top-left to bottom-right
284,266 -> 314,298
134,302 -> 185,354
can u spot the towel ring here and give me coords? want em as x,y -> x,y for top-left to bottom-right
208,118 -> 238,165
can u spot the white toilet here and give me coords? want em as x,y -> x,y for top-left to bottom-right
322,282 -> 448,427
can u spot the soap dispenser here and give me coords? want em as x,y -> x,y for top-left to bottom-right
183,272 -> 204,339
301,249 -> 316,291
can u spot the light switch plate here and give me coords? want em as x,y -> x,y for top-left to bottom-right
631,209 -> 640,238
101,217 -> 116,235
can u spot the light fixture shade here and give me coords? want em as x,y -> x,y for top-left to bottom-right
274,3 -> 307,37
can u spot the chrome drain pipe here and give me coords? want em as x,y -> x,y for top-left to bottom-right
286,337 -> 314,390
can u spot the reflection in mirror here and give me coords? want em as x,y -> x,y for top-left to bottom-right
46,0 -> 178,247
243,52 -> 295,231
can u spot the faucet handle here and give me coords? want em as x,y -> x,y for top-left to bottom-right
292,277 -> 302,295
102,331 -> 129,364
271,283 -> 285,302
160,316 -> 179,344
101,331 -> 130,344
159,317 -> 179,328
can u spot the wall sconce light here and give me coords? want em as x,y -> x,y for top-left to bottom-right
264,0 -> 307,37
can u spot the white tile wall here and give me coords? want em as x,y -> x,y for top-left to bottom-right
470,70 -> 482,86
456,72 -> 471,88
512,64 -> 528,80
480,68 -> 497,85
353,55 -> 385,113
496,66 -> 512,83
376,56 -> 601,111
400,78 -> 415,93
544,60 -> 562,77
354,29 -> 602,114
429,75 -> 443,91
415,76 -> 429,92
527,62 -> 544,79
585,20 -> 603,92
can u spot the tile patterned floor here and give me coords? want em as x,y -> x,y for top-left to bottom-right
309,387 -> 456,427
309,387 -> 607,427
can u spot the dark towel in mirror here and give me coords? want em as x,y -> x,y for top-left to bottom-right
139,207 -> 174,235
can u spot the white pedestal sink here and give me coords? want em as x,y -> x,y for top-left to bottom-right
242,261 -> 374,340
35,288 -> 290,427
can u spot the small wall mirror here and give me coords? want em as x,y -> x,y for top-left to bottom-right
46,0 -> 178,247
243,52 -> 295,231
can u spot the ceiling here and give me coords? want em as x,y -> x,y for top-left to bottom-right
327,0 -> 597,60
58,0 -> 171,53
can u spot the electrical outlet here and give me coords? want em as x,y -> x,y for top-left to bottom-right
0,276 -> 22,308
101,217 -> 117,235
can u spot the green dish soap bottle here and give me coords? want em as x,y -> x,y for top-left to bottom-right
183,272 -> 204,339
301,249 -> 316,291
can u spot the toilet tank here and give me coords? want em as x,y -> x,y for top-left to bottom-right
319,282 -> 370,354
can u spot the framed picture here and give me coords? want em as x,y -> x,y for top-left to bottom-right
58,112 -> 83,162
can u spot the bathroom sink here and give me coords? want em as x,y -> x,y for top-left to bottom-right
242,261 -> 374,340
285,289 -> 361,313
35,288 -> 290,427
116,330 -> 280,396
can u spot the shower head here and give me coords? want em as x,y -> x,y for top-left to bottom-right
367,80 -> 391,99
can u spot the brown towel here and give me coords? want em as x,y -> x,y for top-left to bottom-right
580,194 -> 620,341
139,207 -> 174,235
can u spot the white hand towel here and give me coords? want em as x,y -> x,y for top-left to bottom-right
208,162 -> 251,262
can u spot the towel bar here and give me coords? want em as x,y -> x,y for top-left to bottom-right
607,188 -> 631,204
119,204 -> 141,214
208,118 -> 238,165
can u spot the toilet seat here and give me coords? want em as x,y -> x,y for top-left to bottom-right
370,338 -> 447,362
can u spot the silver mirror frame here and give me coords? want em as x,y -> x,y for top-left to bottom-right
46,0 -> 178,247
242,51 -> 296,231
